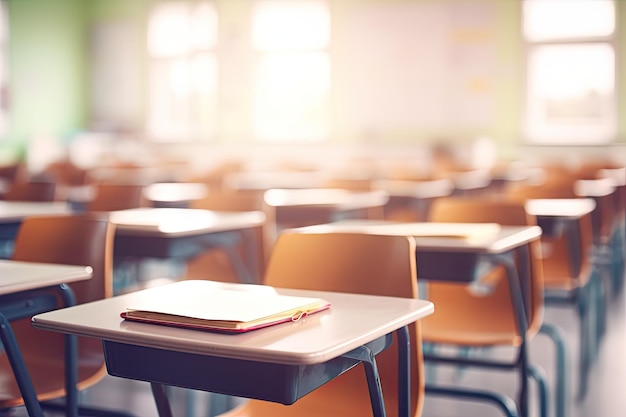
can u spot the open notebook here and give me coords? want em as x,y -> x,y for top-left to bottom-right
121,281 -> 331,333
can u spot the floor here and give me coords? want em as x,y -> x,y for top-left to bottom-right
4,263 -> 625,417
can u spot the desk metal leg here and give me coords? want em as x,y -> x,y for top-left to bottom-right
341,327 -> 410,417
343,346 -> 386,417
151,382 -> 174,417
396,326 -> 410,417
57,284 -> 79,417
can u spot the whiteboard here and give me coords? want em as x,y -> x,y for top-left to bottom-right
337,1 -> 497,130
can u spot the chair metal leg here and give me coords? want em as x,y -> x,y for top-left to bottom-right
529,364 -> 549,417
425,385 -> 519,417
539,322 -> 568,417
577,283 -> 591,401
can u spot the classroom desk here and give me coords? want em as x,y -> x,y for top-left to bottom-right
446,169 -> 493,196
295,220 -> 540,281
109,208 -> 266,287
263,188 -> 389,231
0,201 -> 73,258
32,280 -> 434,417
371,178 -> 454,221
143,182 -> 209,208
526,198 -> 596,278
223,171 -> 325,191
0,260 -> 93,417
289,219 -> 541,417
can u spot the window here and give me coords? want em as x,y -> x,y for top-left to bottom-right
147,1 -> 218,142
251,0 -> 331,142
522,0 -> 616,145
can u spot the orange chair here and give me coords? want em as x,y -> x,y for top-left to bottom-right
0,213 -> 133,416
184,190 -> 273,284
573,164 -> 625,295
2,180 -> 56,202
504,181 -> 600,401
85,183 -> 146,212
423,197 -> 558,417
215,231 -> 426,417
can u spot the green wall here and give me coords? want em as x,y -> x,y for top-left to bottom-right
5,0 -> 87,154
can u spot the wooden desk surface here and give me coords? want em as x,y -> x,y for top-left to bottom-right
0,201 -> 71,222
109,208 -> 266,238
0,259 -> 92,295
32,280 -> 433,365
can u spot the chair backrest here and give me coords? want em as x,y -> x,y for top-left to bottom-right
504,181 -> 578,200
503,181 -> 597,284
1,213 -> 115,404
85,183 -> 146,212
3,181 -> 57,202
186,190 -> 274,282
255,231 -> 424,417
428,197 -> 544,338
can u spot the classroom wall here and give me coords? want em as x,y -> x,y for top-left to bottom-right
0,0 -> 624,166
4,0 -> 87,156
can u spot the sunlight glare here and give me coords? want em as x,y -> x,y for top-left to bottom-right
523,0 -> 614,41
252,0 -> 330,51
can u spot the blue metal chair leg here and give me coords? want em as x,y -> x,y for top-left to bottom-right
422,342 -> 438,383
529,364 -> 549,417
539,322 -> 568,417
425,385 -> 519,417
577,282 -> 592,401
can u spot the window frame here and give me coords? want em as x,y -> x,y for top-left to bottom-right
521,0 -> 618,145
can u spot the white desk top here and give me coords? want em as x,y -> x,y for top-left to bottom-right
264,188 -> 389,210
32,280 -> 434,365
109,208 -> 266,238
575,177 -> 617,198
289,220 -> 542,254
525,198 -> 596,218
0,201 -> 72,222
143,182 -> 209,204
0,260 -> 92,295
371,178 -> 454,199
224,171 -> 325,191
